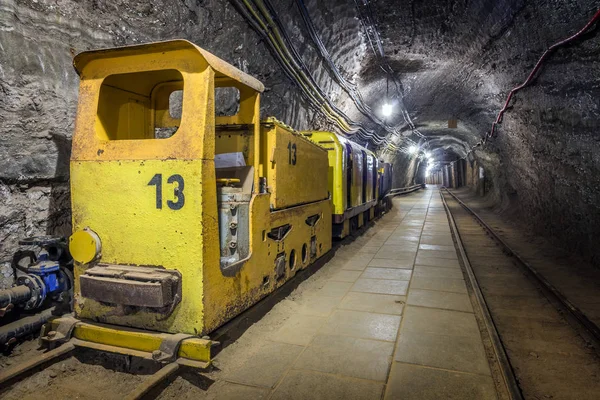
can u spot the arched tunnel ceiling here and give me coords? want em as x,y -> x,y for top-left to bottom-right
330,0 -> 598,162
347,0 -> 521,156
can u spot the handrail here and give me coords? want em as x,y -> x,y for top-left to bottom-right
386,184 -> 424,197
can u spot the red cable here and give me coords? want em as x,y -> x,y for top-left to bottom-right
485,9 -> 600,142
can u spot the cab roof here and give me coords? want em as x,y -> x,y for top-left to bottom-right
73,39 -> 265,93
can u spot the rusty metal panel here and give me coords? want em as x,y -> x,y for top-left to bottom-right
80,265 -> 181,308
80,275 -> 171,308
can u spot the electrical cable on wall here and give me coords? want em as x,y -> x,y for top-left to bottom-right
456,8 -> 600,166
234,0 -> 387,144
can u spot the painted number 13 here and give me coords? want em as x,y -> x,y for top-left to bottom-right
287,141 -> 297,165
148,174 -> 185,210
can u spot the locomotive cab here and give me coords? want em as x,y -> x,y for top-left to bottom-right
66,40 -> 332,356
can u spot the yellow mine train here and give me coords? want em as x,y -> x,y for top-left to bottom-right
45,40 -> 393,366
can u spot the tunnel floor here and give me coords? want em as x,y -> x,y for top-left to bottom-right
195,186 -> 495,400
3,186 -> 600,399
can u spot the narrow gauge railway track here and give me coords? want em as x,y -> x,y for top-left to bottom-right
441,188 -> 600,400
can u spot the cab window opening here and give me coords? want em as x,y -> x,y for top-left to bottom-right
95,69 -> 184,141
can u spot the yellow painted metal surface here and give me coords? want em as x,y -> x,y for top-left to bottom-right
71,159 -> 211,334
47,320 -> 211,362
262,119 -> 329,210
69,40 -> 332,343
304,131 -> 379,236
202,196 -> 332,331
304,131 -> 346,216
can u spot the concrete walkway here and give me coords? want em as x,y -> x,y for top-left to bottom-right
165,186 -> 496,399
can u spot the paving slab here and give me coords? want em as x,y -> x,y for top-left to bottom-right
329,270 -> 363,283
210,381 -> 270,400
294,296 -> 341,317
416,249 -> 459,259
379,243 -> 419,252
294,334 -> 394,381
395,330 -> 491,375
223,341 -> 304,388
386,235 -> 421,243
420,235 -> 455,246
317,281 -> 353,298
341,262 -> 369,271
407,289 -> 473,312
413,265 -> 464,279
352,278 -> 409,295
374,249 -> 417,260
385,363 -> 497,400
415,255 -> 460,268
368,258 -> 414,269
338,292 -> 405,315
357,245 -> 381,254
361,267 -> 412,281
271,369 -> 384,400
319,309 -> 401,342
419,243 -> 456,252
270,314 -> 328,346
410,276 -> 468,294
402,306 -> 480,337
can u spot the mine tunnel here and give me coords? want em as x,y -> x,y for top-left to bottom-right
0,1 -> 599,399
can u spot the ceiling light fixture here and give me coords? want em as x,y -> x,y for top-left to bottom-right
382,103 -> 393,117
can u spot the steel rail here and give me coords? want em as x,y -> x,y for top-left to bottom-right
440,189 -> 523,400
443,188 -> 600,353
0,341 -> 76,387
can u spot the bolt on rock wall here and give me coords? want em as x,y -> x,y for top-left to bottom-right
0,0 -> 369,288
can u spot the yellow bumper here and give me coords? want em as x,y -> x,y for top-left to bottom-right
45,319 -> 212,367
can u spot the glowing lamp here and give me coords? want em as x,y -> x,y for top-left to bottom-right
382,103 -> 393,117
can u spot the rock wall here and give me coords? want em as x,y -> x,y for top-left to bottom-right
0,0 -> 368,288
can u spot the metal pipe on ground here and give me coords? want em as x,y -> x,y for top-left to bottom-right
0,285 -> 32,309
0,307 -> 55,347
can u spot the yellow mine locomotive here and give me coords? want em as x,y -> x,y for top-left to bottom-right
303,131 -> 381,238
37,40 -> 394,367
39,40 -> 331,365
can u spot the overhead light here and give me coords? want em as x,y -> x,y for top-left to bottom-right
408,145 -> 418,154
424,151 -> 431,158
382,103 -> 393,117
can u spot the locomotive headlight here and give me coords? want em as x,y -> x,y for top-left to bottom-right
69,228 -> 102,264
